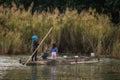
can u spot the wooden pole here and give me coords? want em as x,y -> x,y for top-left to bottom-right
24,27 -> 53,65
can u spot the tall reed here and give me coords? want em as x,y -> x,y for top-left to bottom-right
0,3 -> 119,58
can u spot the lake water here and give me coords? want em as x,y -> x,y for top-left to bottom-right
0,56 -> 120,80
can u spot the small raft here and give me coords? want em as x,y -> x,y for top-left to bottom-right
19,56 -> 100,65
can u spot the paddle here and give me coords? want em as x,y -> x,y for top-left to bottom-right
24,27 -> 53,65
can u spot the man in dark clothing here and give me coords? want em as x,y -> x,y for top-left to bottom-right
32,35 -> 39,61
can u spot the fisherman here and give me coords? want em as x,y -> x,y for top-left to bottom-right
50,43 -> 58,59
32,35 -> 39,61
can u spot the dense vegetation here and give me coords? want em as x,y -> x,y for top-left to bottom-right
0,0 -> 120,24
0,3 -> 119,58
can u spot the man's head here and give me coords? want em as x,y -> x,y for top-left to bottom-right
32,35 -> 38,41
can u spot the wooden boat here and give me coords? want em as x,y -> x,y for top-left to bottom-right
19,56 -> 100,65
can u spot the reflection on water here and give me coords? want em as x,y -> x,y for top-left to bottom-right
0,56 -> 120,80
51,66 -> 56,80
31,65 -> 37,80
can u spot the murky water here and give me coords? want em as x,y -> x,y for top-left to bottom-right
0,56 -> 120,80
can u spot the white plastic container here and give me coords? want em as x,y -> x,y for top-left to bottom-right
63,55 -> 67,58
74,56 -> 79,58
91,53 -> 95,57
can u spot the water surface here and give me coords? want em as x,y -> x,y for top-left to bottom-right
0,56 -> 120,80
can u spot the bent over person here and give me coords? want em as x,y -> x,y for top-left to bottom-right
32,35 -> 39,61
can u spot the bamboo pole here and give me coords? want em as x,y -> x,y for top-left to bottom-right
24,27 -> 53,65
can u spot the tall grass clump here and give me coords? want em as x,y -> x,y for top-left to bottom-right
0,3 -> 119,58
110,26 -> 120,58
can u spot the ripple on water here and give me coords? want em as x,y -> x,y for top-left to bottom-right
0,56 -> 24,79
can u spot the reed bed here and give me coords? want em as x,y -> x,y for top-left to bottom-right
0,4 -> 119,58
